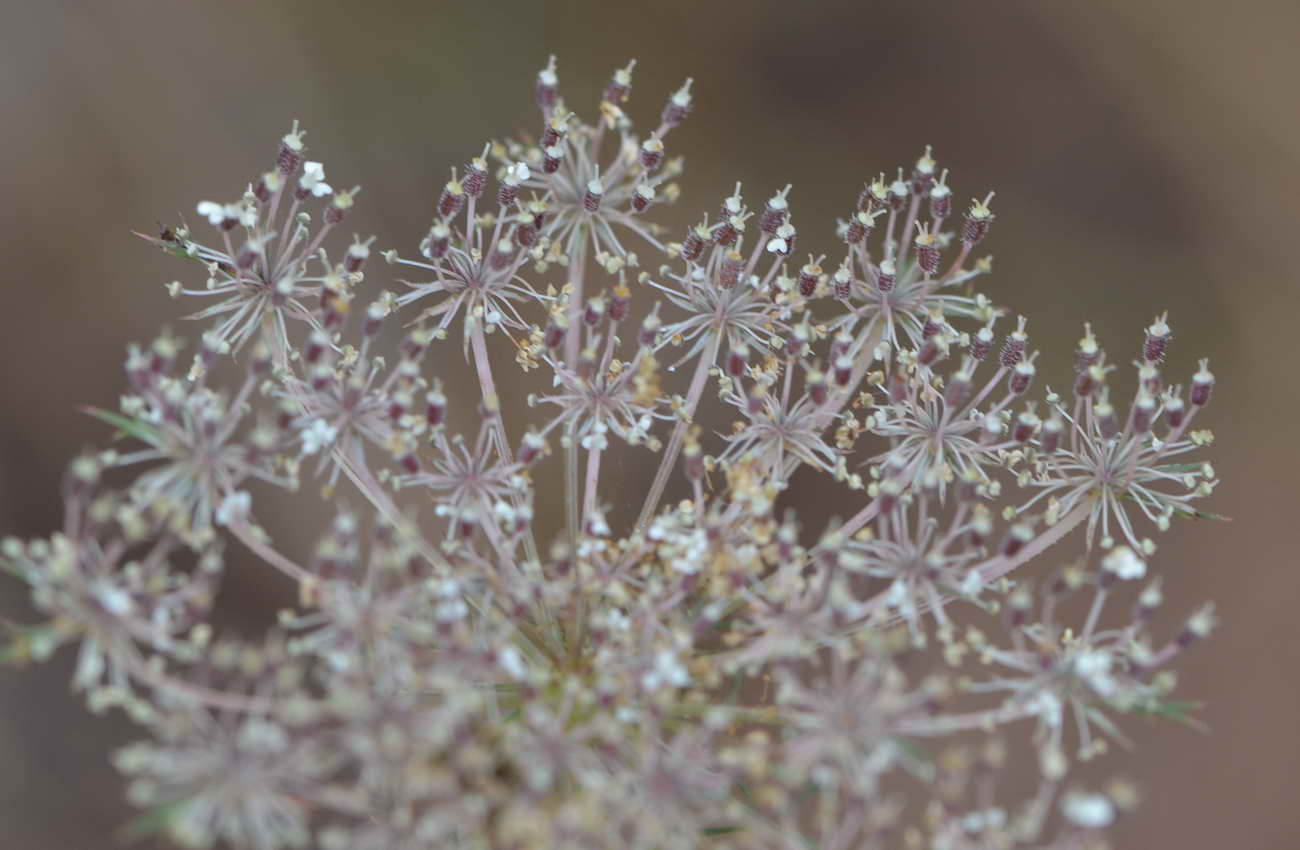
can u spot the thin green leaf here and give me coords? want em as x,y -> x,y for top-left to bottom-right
83,406 -> 164,448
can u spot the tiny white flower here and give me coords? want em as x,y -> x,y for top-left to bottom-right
299,161 -> 332,197
215,490 -> 252,527
1073,650 -> 1118,697
1102,545 -> 1146,580
196,201 -> 226,225
504,162 -> 530,186
300,418 -> 338,455
94,582 -> 134,616
498,646 -> 527,680
1061,790 -> 1115,828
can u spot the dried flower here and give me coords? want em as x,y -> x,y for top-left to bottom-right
2,62 -> 1227,850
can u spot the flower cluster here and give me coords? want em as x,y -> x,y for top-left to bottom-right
2,58 -> 1225,849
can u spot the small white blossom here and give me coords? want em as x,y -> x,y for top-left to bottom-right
1102,545 -> 1146,580
215,490 -> 252,527
299,161 -> 332,197
1061,790 -> 1116,828
300,419 -> 338,455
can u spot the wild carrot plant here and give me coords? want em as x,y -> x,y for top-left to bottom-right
2,58 -> 1223,849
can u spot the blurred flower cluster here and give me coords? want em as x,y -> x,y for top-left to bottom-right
2,57 -> 1224,849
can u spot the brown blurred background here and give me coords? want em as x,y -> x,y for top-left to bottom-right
1,0 -> 1297,846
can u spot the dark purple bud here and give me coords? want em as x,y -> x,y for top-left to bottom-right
535,56 -> 559,111
519,432 -> 546,466
918,334 -> 948,367
833,268 -> 852,300
437,180 -> 465,220
1001,523 -> 1033,558
845,210 -> 875,244
639,313 -> 661,347
344,237 -> 372,273
277,123 -> 305,176
970,326 -> 994,361
1143,313 -> 1171,363
911,146 -> 937,194
423,223 -> 451,260
726,343 -> 749,378
1133,392 -> 1156,434
1164,393 -> 1186,429
632,184 -> 654,214
760,187 -> 791,234
1013,409 -> 1040,443
305,330 -> 329,364
961,192 -> 996,245
425,389 -> 446,426
921,312 -> 945,341
1190,359 -> 1214,407
609,287 -> 630,323
514,221 -> 538,249
798,259 -> 821,297
639,137 -> 664,171
680,225 -> 708,262
490,239 -> 514,271
661,79 -> 693,129
1039,413 -> 1063,454
1095,398 -> 1120,439
603,60 -> 635,104
834,354 -> 853,387
463,153 -> 488,200
929,170 -> 952,218
1009,359 -> 1036,396
719,251 -> 744,289
944,370 -> 973,409
807,369 -> 829,406
1075,324 -> 1101,374
542,145 -> 564,175
543,318 -> 567,351
888,371 -> 908,404
1000,318 -> 1027,367
875,259 -> 896,294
